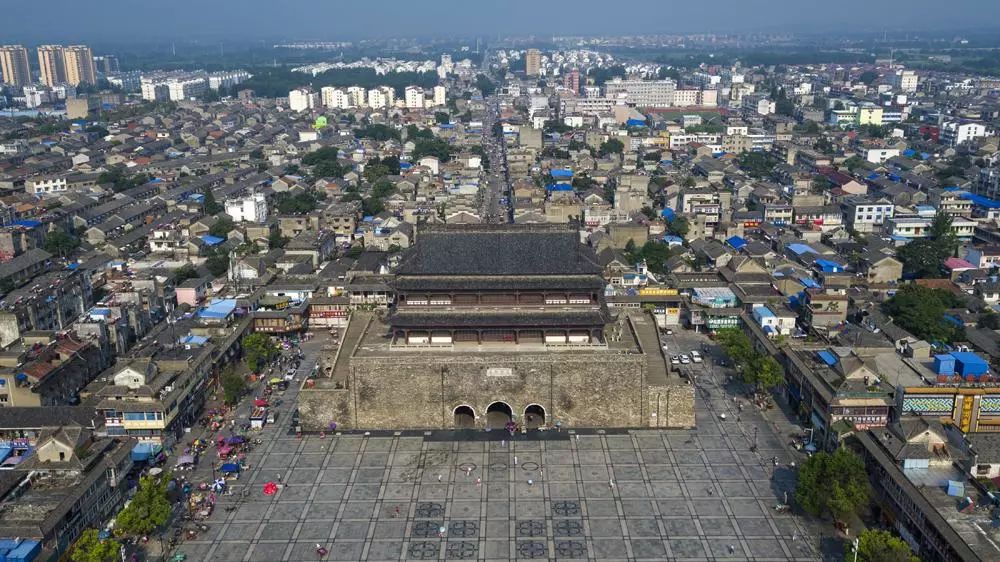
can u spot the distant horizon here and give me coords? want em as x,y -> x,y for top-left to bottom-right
3,0 -> 999,44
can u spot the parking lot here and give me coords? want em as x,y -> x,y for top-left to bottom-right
171,328 -> 832,561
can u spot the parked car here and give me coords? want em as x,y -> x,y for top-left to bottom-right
680,354 -> 691,364
690,351 -> 703,363
670,355 -> 680,365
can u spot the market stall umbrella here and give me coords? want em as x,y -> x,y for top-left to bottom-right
218,445 -> 233,456
224,436 -> 246,445
254,399 -> 269,407
176,454 -> 196,466
263,481 -> 278,495
148,467 -> 163,476
220,463 -> 240,473
268,377 -> 282,385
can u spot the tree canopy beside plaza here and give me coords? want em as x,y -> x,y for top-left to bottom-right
795,447 -> 869,522
716,329 -> 785,391
114,474 -> 172,537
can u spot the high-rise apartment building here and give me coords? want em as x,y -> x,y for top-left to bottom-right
404,86 -> 424,109
0,45 -> 31,86
93,55 -> 120,75
563,68 -> 580,94
432,85 -> 446,107
37,45 -> 66,87
525,49 -> 541,77
63,45 -> 97,86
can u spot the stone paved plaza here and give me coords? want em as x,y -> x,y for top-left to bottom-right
177,419 -> 821,561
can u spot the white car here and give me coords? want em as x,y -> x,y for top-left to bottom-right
690,351 -> 703,363
680,354 -> 691,364
670,355 -> 681,365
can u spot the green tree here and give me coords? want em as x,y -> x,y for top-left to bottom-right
354,124 -> 400,142
412,138 -> 455,163
738,152 -> 777,178
204,250 -> 229,277
43,231 -> 81,258
796,448 -> 869,522
209,217 -> 235,238
115,474 -> 172,537
243,332 -> 278,372
202,188 -> 223,215
475,74 -> 496,96
849,529 -> 920,562
896,212 -> 958,279
70,529 -> 121,562
843,155 -> 866,172
268,230 -> 288,249
172,263 -> 200,284
221,367 -> 246,406
598,138 -> 625,157
667,216 -> 689,238
858,70 -> 879,85
434,111 -> 451,125
882,285 -> 963,343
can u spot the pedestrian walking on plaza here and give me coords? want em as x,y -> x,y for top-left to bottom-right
609,478 -> 615,489
277,473 -> 282,484
437,473 -> 442,482
513,456 -> 517,466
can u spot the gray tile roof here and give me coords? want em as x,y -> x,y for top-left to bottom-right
397,225 -> 601,276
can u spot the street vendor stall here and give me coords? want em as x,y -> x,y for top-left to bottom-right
250,407 -> 267,429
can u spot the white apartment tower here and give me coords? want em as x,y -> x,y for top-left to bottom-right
347,86 -> 367,107
321,87 -> 352,109
433,85 -> 446,107
288,88 -> 318,112
367,88 -> 388,109
404,86 -> 424,109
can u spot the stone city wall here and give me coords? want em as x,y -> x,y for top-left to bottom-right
299,350 -> 696,431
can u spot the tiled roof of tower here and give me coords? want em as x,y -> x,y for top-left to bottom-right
396,225 -> 602,276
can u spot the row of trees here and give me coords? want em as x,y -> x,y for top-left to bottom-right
236,67 -> 438,99
715,329 -> 785,391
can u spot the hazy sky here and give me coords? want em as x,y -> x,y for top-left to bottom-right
3,0 -> 999,43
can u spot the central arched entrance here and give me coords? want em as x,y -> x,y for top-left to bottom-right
485,401 -> 513,429
453,405 -> 475,429
524,404 -> 546,429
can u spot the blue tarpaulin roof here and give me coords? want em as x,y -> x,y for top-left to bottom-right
199,299 -> 237,319
817,350 -> 838,366
799,276 -> 820,289
11,220 -> 41,228
550,169 -> 573,178
545,183 -> 573,191
661,208 -> 675,220
626,119 -> 647,127
961,192 -> 1000,209
181,335 -> 209,346
200,235 -> 224,246
815,259 -> 844,272
787,243 -> 817,256
726,236 -> 747,249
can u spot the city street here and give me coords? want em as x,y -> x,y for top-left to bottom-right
165,330 -> 837,562
478,96 -> 512,224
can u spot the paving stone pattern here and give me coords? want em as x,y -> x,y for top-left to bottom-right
177,424 -> 818,561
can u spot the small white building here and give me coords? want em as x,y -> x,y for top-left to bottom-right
941,121 -> 992,146
225,192 -> 268,223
